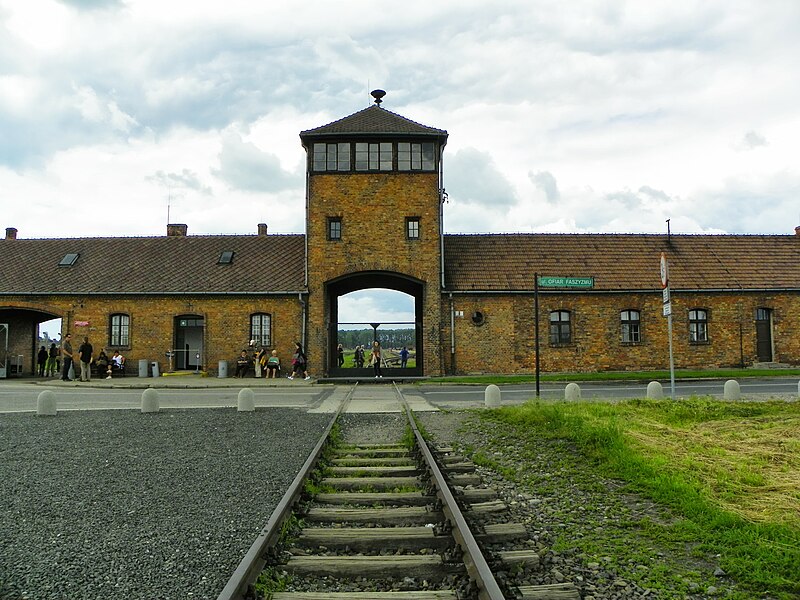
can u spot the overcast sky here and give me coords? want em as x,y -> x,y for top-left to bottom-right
4,0 -> 800,333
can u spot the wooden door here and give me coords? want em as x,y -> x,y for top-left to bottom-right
755,308 -> 772,362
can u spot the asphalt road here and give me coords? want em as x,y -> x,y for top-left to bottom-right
411,377 -> 799,408
1,377 -> 797,413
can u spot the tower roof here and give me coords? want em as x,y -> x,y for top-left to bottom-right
300,105 -> 448,143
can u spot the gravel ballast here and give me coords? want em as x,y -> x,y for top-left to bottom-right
0,408 -> 331,599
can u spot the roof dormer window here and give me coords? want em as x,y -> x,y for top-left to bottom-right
217,251 -> 234,264
58,253 -> 79,266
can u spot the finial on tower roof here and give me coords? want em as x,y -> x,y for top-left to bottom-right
370,89 -> 386,106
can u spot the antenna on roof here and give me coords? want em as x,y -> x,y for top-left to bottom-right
371,89 -> 386,106
167,184 -> 172,226
666,218 -> 671,243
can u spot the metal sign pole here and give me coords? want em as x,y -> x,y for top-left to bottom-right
667,312 -> 676,398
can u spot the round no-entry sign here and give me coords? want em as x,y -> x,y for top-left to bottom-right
660,252 -> 669,289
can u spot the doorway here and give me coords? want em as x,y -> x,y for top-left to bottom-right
174,315 -> 204,370
755,308 -> 773,362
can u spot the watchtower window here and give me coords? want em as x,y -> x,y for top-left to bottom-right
313,143 -> 351,171
355,142 -> 392,171
398,142 -> 435,171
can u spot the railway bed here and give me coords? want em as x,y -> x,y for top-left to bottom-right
218,384 -> 580,600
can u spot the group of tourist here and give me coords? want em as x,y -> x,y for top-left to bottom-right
234,341 -> 309,380
36,334 -> 125,382
339,342 -> 410,376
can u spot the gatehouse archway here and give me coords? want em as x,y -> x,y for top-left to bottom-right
326,271 -> 424,378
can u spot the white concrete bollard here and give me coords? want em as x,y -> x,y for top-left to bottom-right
723,379 -> 741,401
797,380 -> 800,399
646,381 -> 664,399
238,388 -> 255,412
484,384 -> 501,408
141,388 -> 160,413
564,382 -> 581,401
36,390 -> 57,416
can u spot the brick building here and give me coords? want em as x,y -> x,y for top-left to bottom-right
2,94 -> 799,377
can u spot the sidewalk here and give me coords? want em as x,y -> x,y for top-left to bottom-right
13,373 -> 314,389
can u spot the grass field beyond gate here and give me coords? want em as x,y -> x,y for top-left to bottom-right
477,398 -> 800,598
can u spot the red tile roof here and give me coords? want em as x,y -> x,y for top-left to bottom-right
2,232 -> 797,296
443,234 -> 800,292
0,234 -> 306,295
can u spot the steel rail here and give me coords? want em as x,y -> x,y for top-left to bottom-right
216,384 -> 356,600
394,383 -> 506,600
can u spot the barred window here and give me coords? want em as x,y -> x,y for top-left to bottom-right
549,310 -> 571,345
689,309 -> 708,343
406,217 -> 420,240
621,310 -> 641,343
250,314 -> 271,347
328,217 -> 342,241
109,314 -> 130,347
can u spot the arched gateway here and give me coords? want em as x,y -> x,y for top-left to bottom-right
326,271 -> 425,377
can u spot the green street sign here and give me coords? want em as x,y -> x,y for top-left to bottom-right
537,276 -> 594,288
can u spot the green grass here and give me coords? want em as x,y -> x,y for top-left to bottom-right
477,398 -> 800,598
427,368 -> 800,385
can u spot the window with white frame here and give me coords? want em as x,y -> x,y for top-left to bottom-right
250,313 -> 271,347
689,309 -> 709,343
109,313 -> 130,347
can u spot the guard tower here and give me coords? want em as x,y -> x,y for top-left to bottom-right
300,90 -> 449,377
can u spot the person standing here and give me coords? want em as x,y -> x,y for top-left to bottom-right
255,346 -> 266,378
60,333 -> 74,381
37,346 -> 47,377
337,343 -> 344,368
399,346 -> 409,368
45,342 -> 58,377
370,341 -> 383,378
78,336 -> 93,382
354,345 -> 364,368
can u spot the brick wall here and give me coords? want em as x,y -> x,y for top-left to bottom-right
441,291 -> 800,374
2,295 -> 302,376
306,172 -> 444,375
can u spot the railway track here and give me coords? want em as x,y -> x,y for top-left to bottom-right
217,383 -> 580,600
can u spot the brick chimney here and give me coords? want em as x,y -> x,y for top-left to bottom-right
5,227 -> 17,240
167,223 -> 188,237
257,223 -> 268,236
795,226 -> 800,237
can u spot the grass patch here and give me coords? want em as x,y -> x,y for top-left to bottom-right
481,398 -> 800,597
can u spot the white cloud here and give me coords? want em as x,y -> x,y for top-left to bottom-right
338,290 -> 415,329
0,0 -> 798,238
